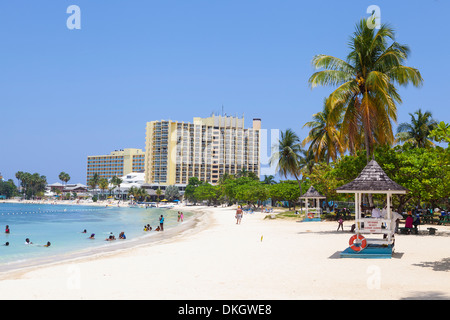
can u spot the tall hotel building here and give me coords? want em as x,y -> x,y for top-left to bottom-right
86,148 -> 145,183
145,115 -> 261,185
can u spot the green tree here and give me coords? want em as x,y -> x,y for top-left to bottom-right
269,181 -> 301,210
270,129 -> 307,210
15,171 -> 24,197
262,175 -> 276,185
323,145 -> 450,212
110,176 -> 123,198
128,186 -> 148,202
0,179 -> 18,198
303,162 -> 341,211
137,187 -> 148,202
309,18 -> 423,162
17,172 -> 47,199
88,173 -> 100,197
194,183 -> 218,205
429,121 -> 450,146
58,172 -> 71,185
270,129 -> 305,191
155,187 -> 162,204
374,145 -> 450,211
302,98 -> 344,163
165,185 -> 180,201
98,178 -> 109,200
184,177 -> 203,204
396,109 -> 437,148
234,180 -> 269,208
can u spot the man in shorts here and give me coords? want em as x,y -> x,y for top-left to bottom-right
235,206 -> 243,225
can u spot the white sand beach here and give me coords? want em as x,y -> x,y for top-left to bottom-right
0,205 -> 448,300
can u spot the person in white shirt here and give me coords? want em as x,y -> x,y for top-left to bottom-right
392,211 -> 403,233
372,207 -> 381,218
381,206 -> 387,219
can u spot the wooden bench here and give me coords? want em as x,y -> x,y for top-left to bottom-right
438,216 -> 450,225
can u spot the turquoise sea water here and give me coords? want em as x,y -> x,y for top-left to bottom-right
0,203 -> 192,268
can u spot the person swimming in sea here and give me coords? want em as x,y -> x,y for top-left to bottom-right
105,233 -> 116,241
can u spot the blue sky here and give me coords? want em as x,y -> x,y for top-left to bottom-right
0,0 -> 449,184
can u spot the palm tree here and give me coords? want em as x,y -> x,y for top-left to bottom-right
262,175 -> 276,185
59,172 -> 70,185
298,149 -> 316,176
269,129 -> 305,210
396,108 -> 437,148
155,187 -> 162,206
88,173 -> 100,198
302,99 -> 344,163
127,186 -> 138,203
15,171 -> 24,197
98,178 -> 109,200
110,176 -> 123,199
309,17 -> 423,162
136,187 -> 148,202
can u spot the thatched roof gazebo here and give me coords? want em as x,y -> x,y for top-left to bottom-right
300,186 -> 326,221
335,160 -> 408,194
336,159 -> 408,257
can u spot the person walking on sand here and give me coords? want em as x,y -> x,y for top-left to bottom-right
235,206 -> 243,225
337,218 -> 344,231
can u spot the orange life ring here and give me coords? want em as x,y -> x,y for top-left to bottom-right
308,213 -> 315,219
349,234 -> 367,252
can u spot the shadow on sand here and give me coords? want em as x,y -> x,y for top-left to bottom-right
400,291 -> 450,300
328,251 -> 404,259
412,257 -> 450,272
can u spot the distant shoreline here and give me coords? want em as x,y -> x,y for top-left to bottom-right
0,198 -> 176,208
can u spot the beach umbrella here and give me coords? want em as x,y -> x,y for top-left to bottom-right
161,199 -> 168,202
173,199 -> 180,202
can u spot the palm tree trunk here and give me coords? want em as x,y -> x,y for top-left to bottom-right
294,172 -> 303,213
363,120 -> 375,208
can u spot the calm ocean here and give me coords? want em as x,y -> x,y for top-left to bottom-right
0,203 -> 192,268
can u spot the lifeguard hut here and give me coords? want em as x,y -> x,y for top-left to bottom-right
335,160 -> 408,258
300,186 -> 326,222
